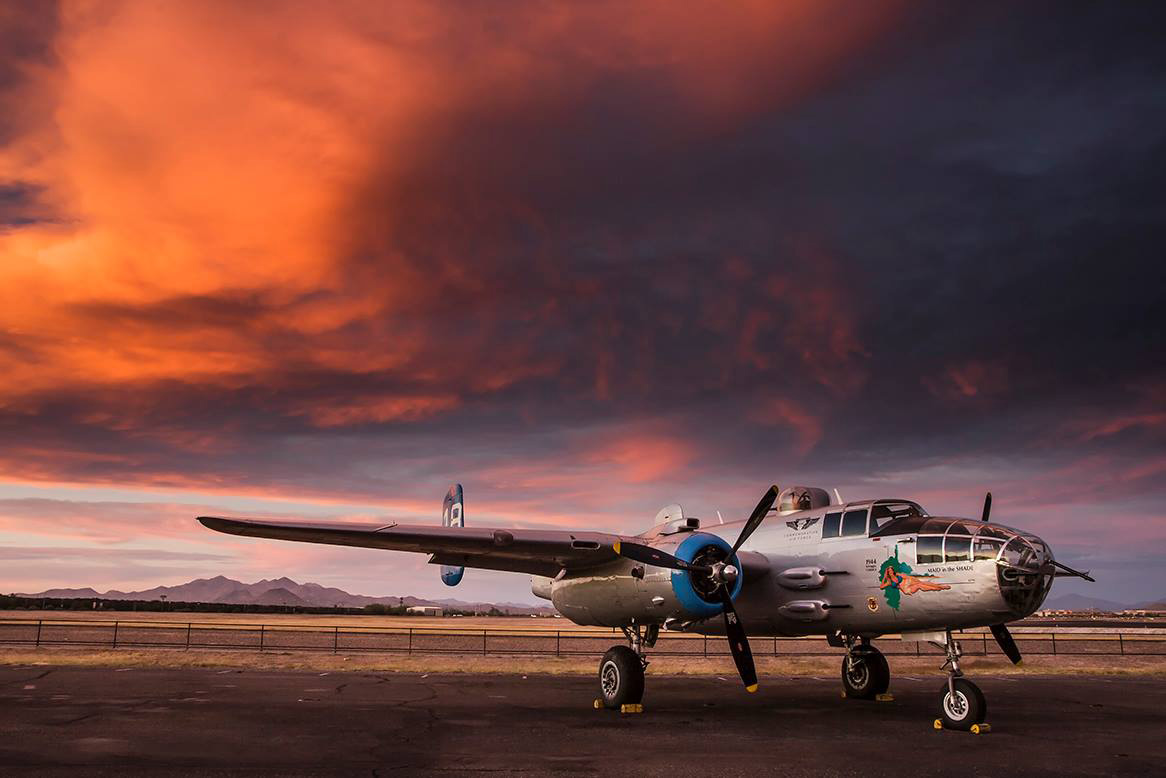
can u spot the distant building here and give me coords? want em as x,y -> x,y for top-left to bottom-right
407,605 -> 444,617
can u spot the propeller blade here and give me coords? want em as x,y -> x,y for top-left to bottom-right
719,587 -> 758,692
730,484 -> 781,556
614,540 -> 710,574
1051,559 -> 1095,583
981,492 -> 992,522
990,623 -> 1022,665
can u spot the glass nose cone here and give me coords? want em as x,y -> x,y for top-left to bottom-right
997,534 -> 1055,618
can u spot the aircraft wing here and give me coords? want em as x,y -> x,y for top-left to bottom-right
197,516 -> 621,578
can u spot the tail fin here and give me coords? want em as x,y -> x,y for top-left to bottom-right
440,484 -> 465,586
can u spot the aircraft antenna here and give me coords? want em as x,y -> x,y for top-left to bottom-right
716,510 -> 725,525
833,488 -> 843,505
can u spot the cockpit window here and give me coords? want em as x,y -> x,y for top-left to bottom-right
841,509 -> 868,538
871,502 -> 922,522
869,503 -> 921,533
822,511 -> 841,539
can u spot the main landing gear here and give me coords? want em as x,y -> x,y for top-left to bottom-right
841,636 -> 890,699
597,623 -> 657,710
934,629 -> 986,731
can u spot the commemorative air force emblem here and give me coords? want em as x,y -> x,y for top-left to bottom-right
785,517 -> 820,531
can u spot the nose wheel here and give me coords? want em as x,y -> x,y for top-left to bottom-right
939,677 -> 986,729
933,630 -> 988,730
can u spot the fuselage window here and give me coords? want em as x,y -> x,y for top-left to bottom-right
974,538 -> 1002,561
822,511 -> 841,538
841,509 -> 868,538
944,535 -> 971,562
916,535 -> 944,565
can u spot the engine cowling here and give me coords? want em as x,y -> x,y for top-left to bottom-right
549,531 -> 742,626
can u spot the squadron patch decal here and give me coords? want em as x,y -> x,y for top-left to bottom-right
878,546 -> 950,610
866,596 -> 879,613
785,517 -> 820,531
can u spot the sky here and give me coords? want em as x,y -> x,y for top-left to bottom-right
0,2 -> 1163,605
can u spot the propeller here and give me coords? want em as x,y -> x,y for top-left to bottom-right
613,484 -> 780,693
981,492 -> 992,522
613,540 -> 711,574
990,623 -> 1022,665
720,587 -> 758,691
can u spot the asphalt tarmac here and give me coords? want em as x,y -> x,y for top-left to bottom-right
1,666 -> 1163,776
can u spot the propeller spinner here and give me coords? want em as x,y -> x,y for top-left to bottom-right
614,484 -> 780,692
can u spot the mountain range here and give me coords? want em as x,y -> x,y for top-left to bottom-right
1042,593 -> 1165,612
16,576 -> 555,615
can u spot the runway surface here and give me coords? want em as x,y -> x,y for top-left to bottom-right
1,666 -> 1163,775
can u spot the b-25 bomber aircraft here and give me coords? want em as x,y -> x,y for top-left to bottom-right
198,483 -> 1094,730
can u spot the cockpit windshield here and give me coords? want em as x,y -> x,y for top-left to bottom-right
869,502 -> 924,533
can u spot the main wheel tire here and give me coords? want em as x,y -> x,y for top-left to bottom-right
938,678 -> 986,730
598,645 -> 645,709
841,647 -> 890,699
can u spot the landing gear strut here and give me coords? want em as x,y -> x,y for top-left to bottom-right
934,629 -> 986,730
597,623 -> 657,710
840,635 -> 890,699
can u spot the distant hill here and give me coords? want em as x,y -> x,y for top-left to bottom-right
18,576 -> 554,615
1043,593 -> 1129,612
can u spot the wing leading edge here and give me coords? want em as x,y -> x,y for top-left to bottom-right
197,516 -> 622,578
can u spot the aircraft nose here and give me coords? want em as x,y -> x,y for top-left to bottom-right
996,532 -> 1055,618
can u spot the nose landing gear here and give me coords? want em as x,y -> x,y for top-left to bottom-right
934,629 -> 987,731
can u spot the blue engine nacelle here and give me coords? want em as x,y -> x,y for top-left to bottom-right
666,532 -> 744,619
548,530 -> 743,627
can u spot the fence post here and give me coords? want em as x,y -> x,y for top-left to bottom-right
334,626 -> 339,654
35,620 -> 42,648
982,634 -> 987,656
703,635 -> 708,658
774,637 -> 778,656
915,641 -> 920,657
1119,633 -> 1124,656
482,630 -> 487,656
407,628 -> 412,655
185,623 -> 192,651
112,621 -> 119,649
1051,632 -> 1056,655
259,624 -> 265,652
556,631 -> 560,657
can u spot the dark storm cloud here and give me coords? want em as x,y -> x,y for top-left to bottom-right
0,3 -> 1162,600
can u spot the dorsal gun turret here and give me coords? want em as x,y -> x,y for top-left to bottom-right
777,486 -> 832,515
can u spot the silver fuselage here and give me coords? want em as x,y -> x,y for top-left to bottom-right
543,499 -> 1054,636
